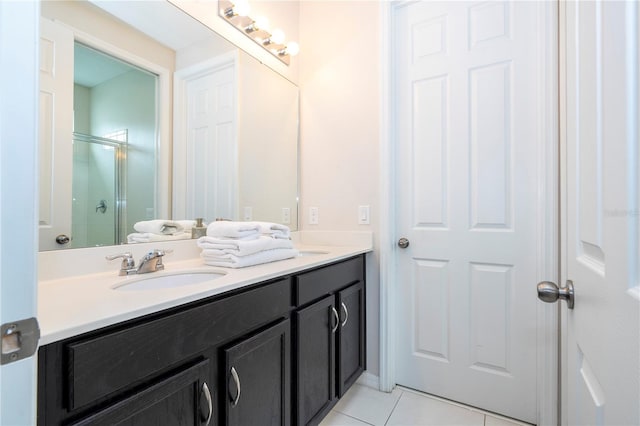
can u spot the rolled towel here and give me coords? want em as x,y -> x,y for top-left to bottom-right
134,220 -> 186,235
176,220 -> 197,230
206,221 -> 261,240
201,248 -> 299,268
197,235 -> 294,257
127,232 -> 192,243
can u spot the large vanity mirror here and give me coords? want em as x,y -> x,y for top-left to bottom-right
39,0 -> 299,251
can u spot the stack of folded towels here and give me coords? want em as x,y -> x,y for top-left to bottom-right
197,221 -> 298,268
127,220 -> 196,243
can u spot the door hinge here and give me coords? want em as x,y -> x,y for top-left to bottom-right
1,318 -> 40,365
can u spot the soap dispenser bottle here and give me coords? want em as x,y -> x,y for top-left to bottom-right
191,218 -> 207,239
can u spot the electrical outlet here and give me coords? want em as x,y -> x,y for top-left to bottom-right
309,207 -> 319,225
146,208 -> 154,219
358,205 -> 370,225
282,207 -> 291,224
244,206 -> 253,221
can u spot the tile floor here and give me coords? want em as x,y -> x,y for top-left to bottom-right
319,384 -> 532,426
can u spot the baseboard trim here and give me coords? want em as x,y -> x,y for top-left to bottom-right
356,371 -> 380,390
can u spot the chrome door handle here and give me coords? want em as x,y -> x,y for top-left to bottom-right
340,302 -> 349,327
537,280 -> 575,309
398,237 -> 410,249
201,382 -> 213,426
230,366 -> 241,407
55,234 -> 70,245
331,307 -> 340,333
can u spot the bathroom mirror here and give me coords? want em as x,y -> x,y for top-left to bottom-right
39,0 -> 299,251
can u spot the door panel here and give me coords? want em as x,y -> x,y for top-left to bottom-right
563,1 -> 640,424
39,18 -> 74,250
184,63 -> 236,221
394,1 -> 548,422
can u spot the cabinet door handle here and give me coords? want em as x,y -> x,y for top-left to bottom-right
340,302 -> 349,327
331,307 -> 340,333
230,367 -> 241,407
202,382 -> 213,426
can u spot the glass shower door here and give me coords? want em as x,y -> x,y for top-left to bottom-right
71,133 -> 126,247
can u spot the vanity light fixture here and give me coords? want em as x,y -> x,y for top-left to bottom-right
223,0 -> 250,19
219,0 -> 299,65
244,16 -> 268,34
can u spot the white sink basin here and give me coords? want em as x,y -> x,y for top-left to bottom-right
298,250 -> 329,257
113,271 -> 226,291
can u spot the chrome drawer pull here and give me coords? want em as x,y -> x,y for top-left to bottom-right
340,302 -> 349,327
230,366 -> 241,406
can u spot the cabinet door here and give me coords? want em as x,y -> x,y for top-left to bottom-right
224,319 -> 290,426
70,359 -> 212,426
295,295 -> 337,426
337,282 -> 365,397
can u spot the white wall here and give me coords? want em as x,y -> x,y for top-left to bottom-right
299,1 -> 381,377
238,52 -> 299,228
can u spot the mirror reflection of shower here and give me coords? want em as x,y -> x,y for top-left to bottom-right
72,42 -> 158,248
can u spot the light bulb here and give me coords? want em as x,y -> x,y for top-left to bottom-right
285,42 -> 299,56
233,0 -> 251,17
254,16 -> 269,32
270,29 -> 285,45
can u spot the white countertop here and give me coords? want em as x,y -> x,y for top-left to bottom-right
38,242 -> 371,345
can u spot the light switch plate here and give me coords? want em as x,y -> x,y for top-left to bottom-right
309,207 -> 319,225
244,206 -> 253,221
282,207 -> 291,224
358,205 -> 370,225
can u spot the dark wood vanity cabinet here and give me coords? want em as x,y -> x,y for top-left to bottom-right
294,257 -> 366,426
37,255 -> 365,426
223,319 -> 291,426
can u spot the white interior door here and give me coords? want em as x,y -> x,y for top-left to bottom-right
38,18 -> 74,251
0,1 -> 40,424
173,57 -> 237,222
393,1 -> 553,422
562,1 -> 640,424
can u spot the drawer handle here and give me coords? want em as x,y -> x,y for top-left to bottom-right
202,382 -> 213,426
340,302 -> 349,327
331,307 -> 340,333
230,367 -> 241,407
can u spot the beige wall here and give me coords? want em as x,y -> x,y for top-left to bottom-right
299,1 -> 381,376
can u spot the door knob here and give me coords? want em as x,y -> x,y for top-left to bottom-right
398,238 -> 410,249
55,234 -> 70,245
537,280 -> 574,309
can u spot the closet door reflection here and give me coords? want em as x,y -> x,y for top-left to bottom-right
72,133 -> 126,248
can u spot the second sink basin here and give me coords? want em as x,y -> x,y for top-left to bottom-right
113,271 -> 226,291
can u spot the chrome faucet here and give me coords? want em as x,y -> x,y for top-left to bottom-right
106,249 -> 172,276
136,249 -> 169,274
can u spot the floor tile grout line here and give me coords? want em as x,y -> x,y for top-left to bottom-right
383,388 -> 405,426
339,411 -> 377,426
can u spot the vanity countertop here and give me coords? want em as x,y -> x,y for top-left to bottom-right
38,243 -> 371,345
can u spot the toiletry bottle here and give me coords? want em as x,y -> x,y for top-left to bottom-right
191,218 -> 207,239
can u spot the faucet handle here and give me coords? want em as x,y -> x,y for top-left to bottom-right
105,252 -> 136,275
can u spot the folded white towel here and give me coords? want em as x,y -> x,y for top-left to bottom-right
198,236 -> 294,257
206,221 -> 261,239
252,221 -> 291,239
206,221 -> 291,240
127,232 -> 192,243
134,220 -> 187,235
201,248 -> 299,268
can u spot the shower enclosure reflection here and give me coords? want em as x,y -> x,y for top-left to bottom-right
71,43 -> 157,248
71,133 -> 125,247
